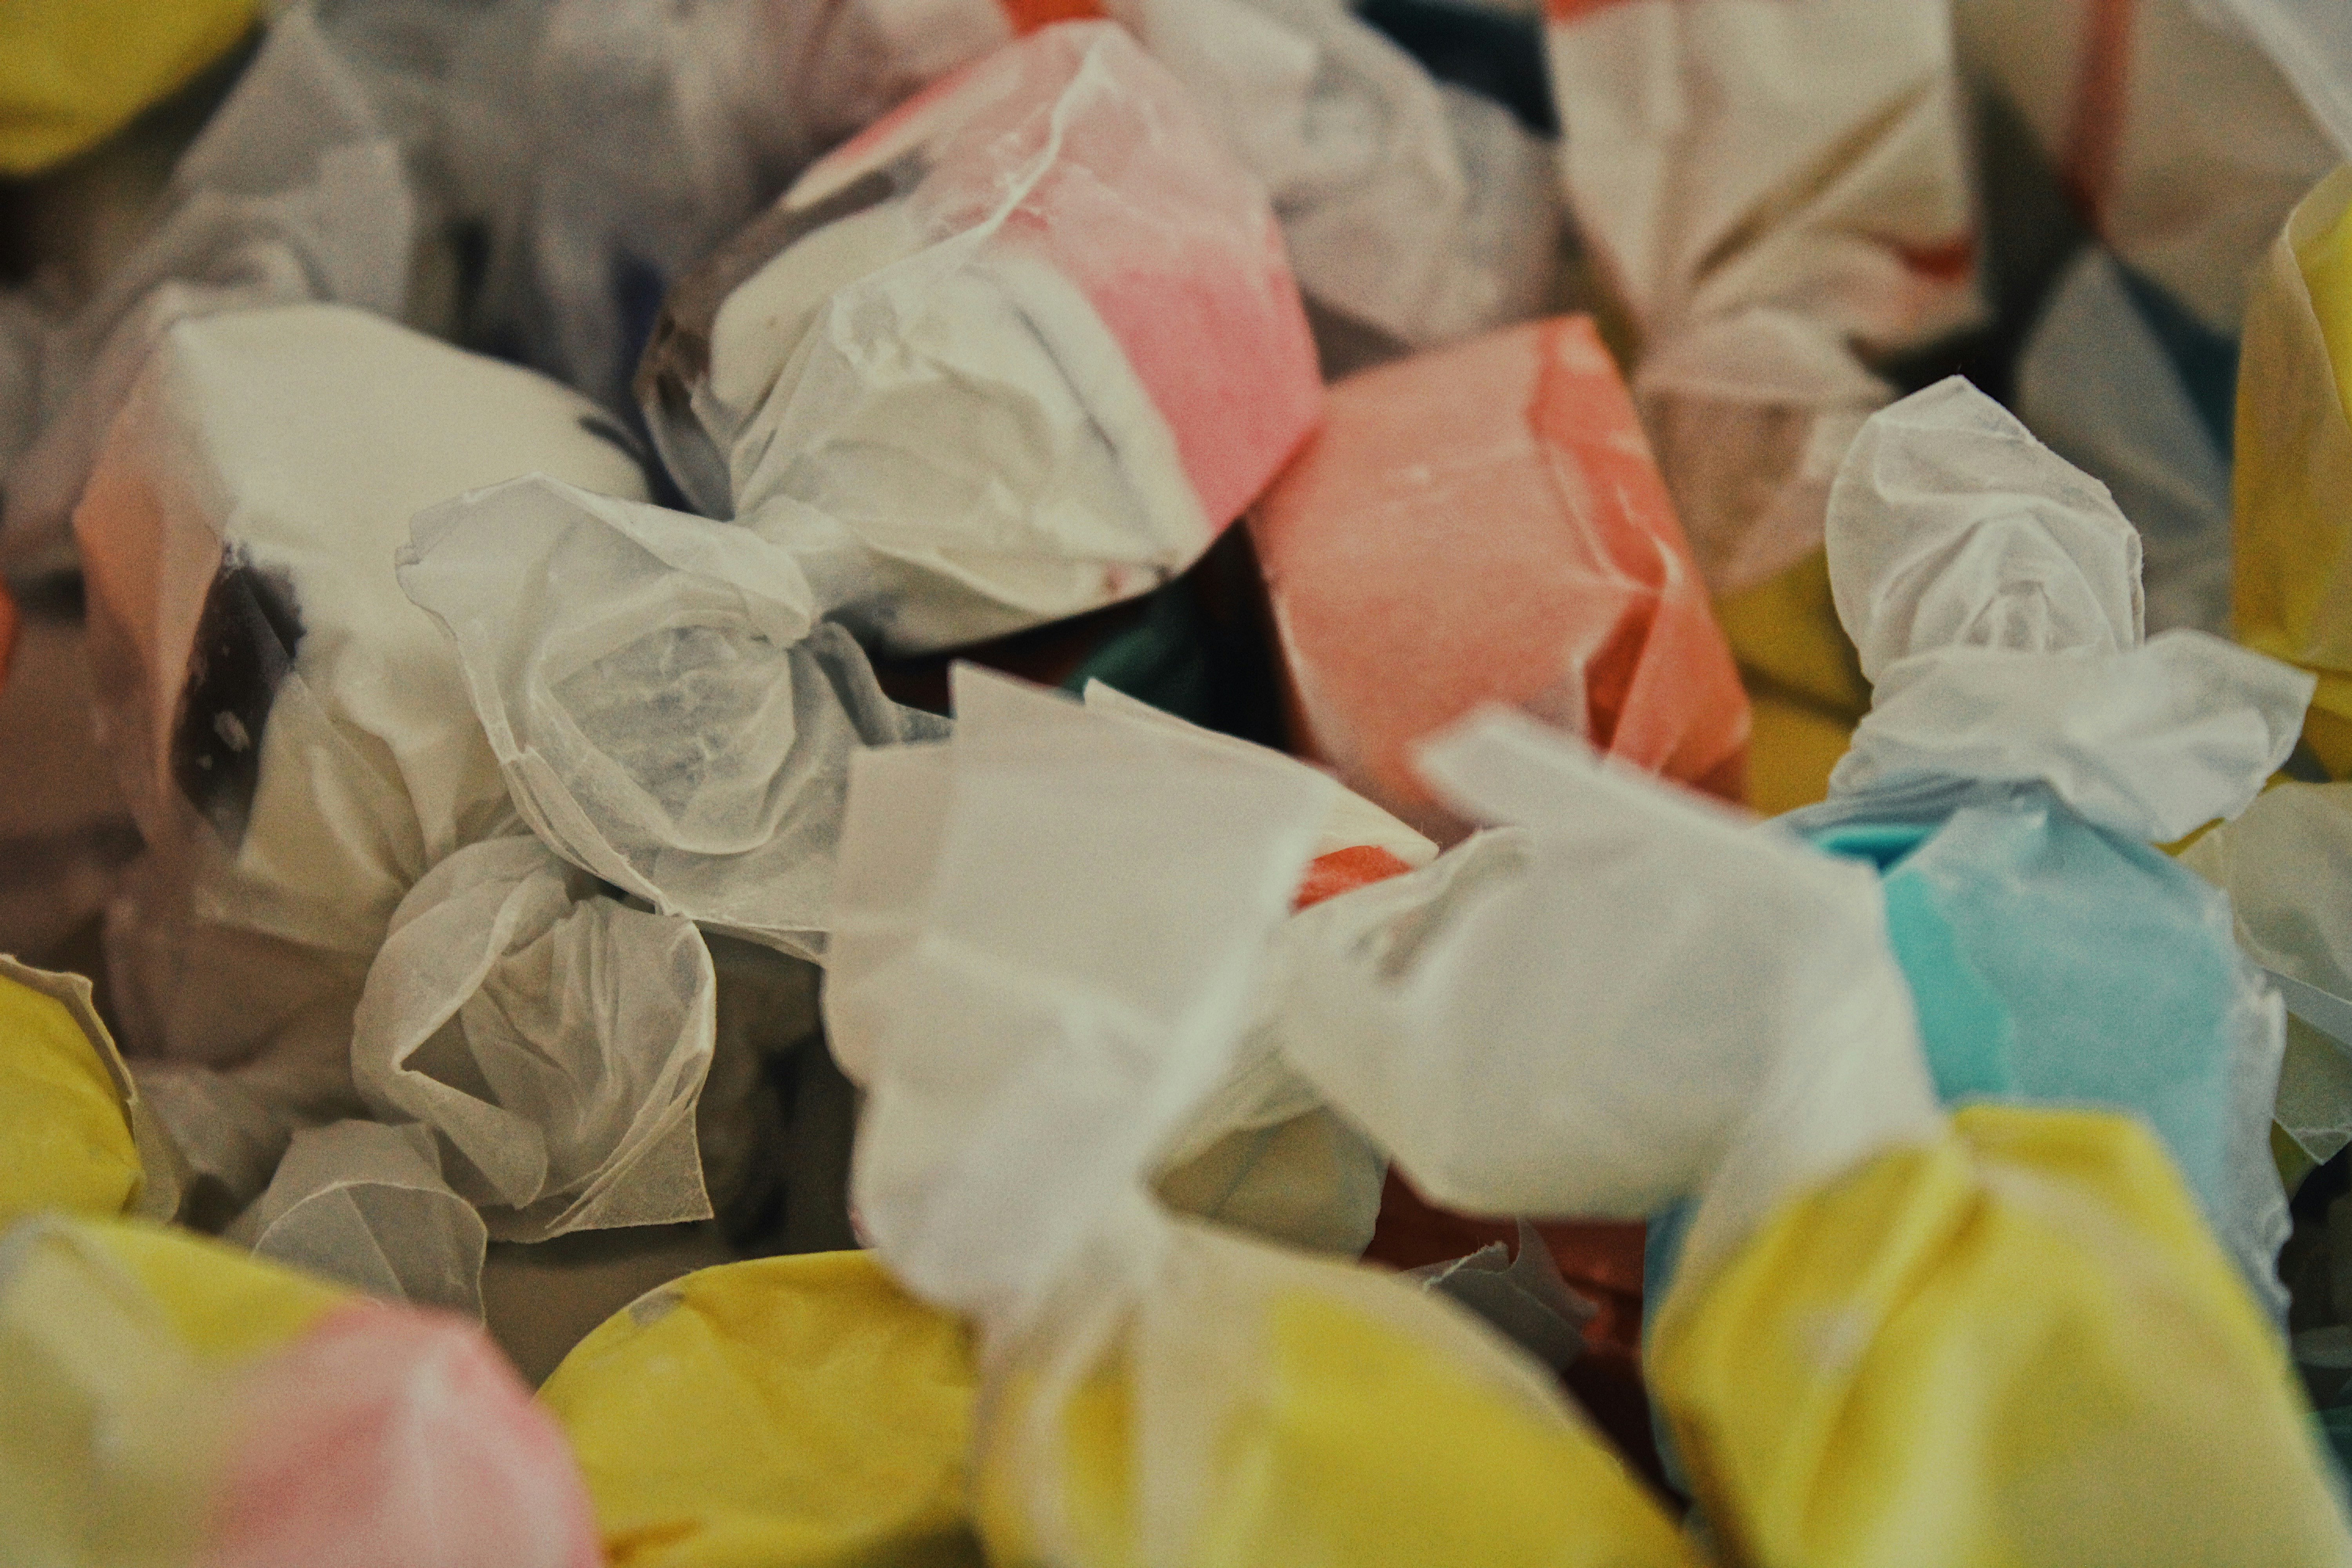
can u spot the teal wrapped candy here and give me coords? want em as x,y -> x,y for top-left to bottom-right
1806,797 -> 2247,1214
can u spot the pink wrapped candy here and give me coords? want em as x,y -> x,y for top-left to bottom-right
1250,317 -> 1749,842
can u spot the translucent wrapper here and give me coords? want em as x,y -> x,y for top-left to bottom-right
0,1214 -> 599,1568
1248,317 -> 1749,844
637,22 -> 1320,654
1957,0 -> 2340,336
351,836 -> 716,1245
1,9 -> 426,572
2237,164 -> 2352,776
227,1119 -> 486,1316
1546,0 -> 1979,593
824,668 -> 1688,1566
0,0 -> 256,175
0,956 -> 182,1228
73,303 -> 650,1035
2182,783 -> 2352,1172
1788,375 -> 2310,1314
399,477 -> 946,957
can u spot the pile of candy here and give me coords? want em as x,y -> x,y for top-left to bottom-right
7,1 -> 2352,1563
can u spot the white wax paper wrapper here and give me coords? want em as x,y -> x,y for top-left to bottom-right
1820,378 -> 2312,842
824,668 -> 1590,1564
826,664 -> 1335,1325
1081,679 -> 1430,1258
0,9 -> 425,568
1958,0 -> 2339,334
229,1118 -> 487,1316
2184,783 -> 2352,1165
1277,708 -> 1943,1291
73,304 -> 648,1001
351,836 -> 716,1243
638,21 -> 1321,655
2014,249 -> 2234,638
1111,0 -> 1561,356
399,476 -> 945,957
1547,0 -> 1979,592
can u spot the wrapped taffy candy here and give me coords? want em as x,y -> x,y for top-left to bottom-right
70,303 -> 756,1283
1765,378 -> 2313,1315
825,668 -> 1690,1566
0,1214 -> 597,1568
1249,316 -> 1748,843
637,21 -> 1321,653
0,957 -> 180,1229
1545,0 -> 1978,593
539,1250 -> 982,1566
1274,709 -> 2349,1567
2238,164 -> 2352,776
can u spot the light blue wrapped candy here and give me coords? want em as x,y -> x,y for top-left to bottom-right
1646,381 -> 2314,1494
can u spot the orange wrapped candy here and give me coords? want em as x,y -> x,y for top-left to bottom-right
1250,316 -> 1748,842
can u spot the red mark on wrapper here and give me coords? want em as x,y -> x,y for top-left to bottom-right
1000,0 -> 1106,32
1291,844 -> 1416,911
2061,0 -> 2136,230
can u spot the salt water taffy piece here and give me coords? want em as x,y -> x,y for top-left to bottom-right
2182,782 -> 2352,1176
0,956 -> 180,1227
1545,0 -> 1978,593
825,668 -> 1688,1567
71,303 -> 652,1069
1277,708 -> 1943,1296
1648,1105 -> 2352,1568
399,479 -> 945,956
539,1250 -> 983,1568
2238,164 -> 2352,777
0,1214 -> 599,1568
1249,317 -> 1749,843
637,22 -> 1320,654
1793,376 -> 2314,1310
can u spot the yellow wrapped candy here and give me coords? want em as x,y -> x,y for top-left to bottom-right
2236,163 -> 2352,777
0,956 -> 178,1227
540,1250 -> 985,1568
0,0 -> 258,176
1713,551 -> 1868,815
1653,1106 -> 2348,1568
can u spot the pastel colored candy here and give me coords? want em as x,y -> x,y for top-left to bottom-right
1249,316 -> 1748,841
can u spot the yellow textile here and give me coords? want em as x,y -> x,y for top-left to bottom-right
0,0 -> 258,175
1652,1106 -> 2348,1568
0,964 -> 143,1225
1715,550 -> 1865,814
540,1250 -> 984,1568
2237,164 -> 2352,777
